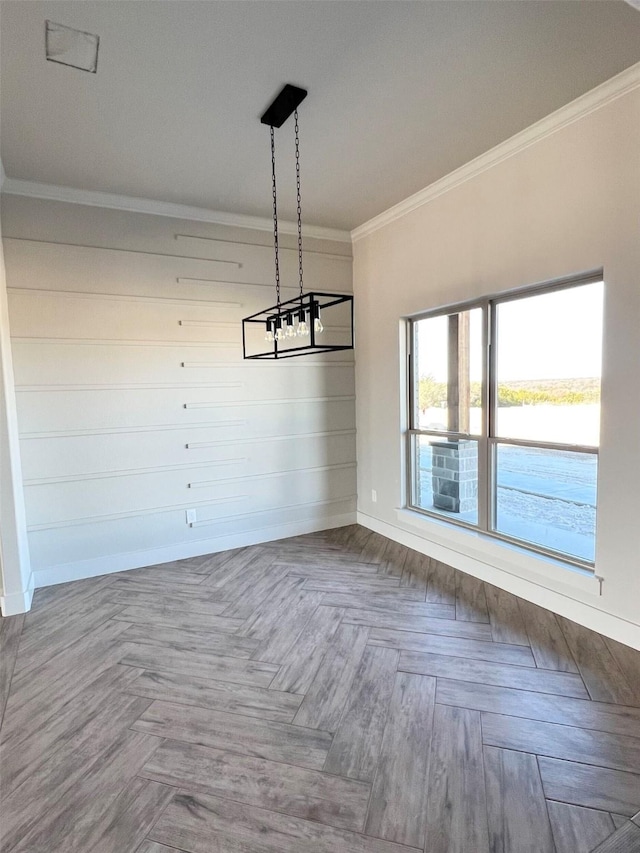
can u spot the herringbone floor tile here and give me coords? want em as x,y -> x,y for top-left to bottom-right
1,524 -> 639,852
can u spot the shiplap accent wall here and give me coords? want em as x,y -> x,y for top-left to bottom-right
1,195 -> 355,587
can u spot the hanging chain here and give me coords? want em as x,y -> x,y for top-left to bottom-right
270,125 -> 281,308
294,109 -> 304,302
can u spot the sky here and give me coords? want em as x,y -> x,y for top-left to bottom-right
417,281 -> 604,383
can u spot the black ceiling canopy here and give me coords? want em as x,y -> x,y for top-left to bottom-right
260,84 -> 307,128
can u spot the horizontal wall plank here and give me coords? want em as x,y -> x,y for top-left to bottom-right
20,429 -> 355,482
12,342 -> 353,385
0,196 -> 352,255
29,498 -> 355,575
17,388 -> 355,435
9,287 -> 244,341
24,464 -> 356,528
3,239 -> 353,299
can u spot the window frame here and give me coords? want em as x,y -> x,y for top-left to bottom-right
406,272 -> 603,570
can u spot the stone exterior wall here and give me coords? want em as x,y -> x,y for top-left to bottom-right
431,440 -> 478,513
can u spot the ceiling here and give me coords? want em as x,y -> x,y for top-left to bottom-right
1,1 -> 639,231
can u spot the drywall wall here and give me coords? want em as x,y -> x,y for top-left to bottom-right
0,197 -> 32,614
353,87 -> 640,648
0,196 -> 355,588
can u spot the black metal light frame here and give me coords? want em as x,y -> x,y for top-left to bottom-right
242,291 -> 354,359
241,84 -> 354,360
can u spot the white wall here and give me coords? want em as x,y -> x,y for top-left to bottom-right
0,199 -> 32,614
353,88 -> 640,648
1,196 -> 355,588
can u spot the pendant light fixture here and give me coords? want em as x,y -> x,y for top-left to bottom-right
242,84 -> 354,359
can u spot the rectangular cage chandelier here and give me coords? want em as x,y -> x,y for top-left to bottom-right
242,84 -> 354,359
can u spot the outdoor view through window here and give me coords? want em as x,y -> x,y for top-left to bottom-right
409,279 -> 603,564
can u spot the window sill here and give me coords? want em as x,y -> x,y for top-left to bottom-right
395,507 -> 601,597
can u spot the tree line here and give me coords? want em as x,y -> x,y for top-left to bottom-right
418,375 -> 600,410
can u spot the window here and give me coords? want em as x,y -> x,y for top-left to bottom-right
408,276 -> 604,567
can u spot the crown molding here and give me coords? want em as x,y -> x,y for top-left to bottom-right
0,179 -> 352,244
352,61 -> 640,242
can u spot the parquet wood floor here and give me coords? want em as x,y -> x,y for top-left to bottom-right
1,524 -> 639,852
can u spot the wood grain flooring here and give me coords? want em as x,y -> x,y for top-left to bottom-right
1,523 -> 639,852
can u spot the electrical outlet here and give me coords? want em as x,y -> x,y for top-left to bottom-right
186,508 -> 197,525
371,489 -> 377,503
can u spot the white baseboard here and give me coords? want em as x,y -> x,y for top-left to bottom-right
32,512 -> 356,589
0,572 -> 35,615
358,511 -> 640,651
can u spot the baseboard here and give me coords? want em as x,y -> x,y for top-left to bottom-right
0,572 -> 35,616
32,512 -> 357,589
358,510 -> 640,651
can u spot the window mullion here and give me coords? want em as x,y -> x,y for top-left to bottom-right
407,320 -> 416,431
477,301 -> 492,532
487,301 -> 498,531
407,322 -> 416,508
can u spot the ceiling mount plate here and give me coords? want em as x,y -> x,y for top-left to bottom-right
260,84 -> 307,128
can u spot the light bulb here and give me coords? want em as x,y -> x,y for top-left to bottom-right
284,313 -> 296,338
297,319 -> 309,337
275,327 -> 285,342
265,328 -> 274,343
314,317 -> 323,334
